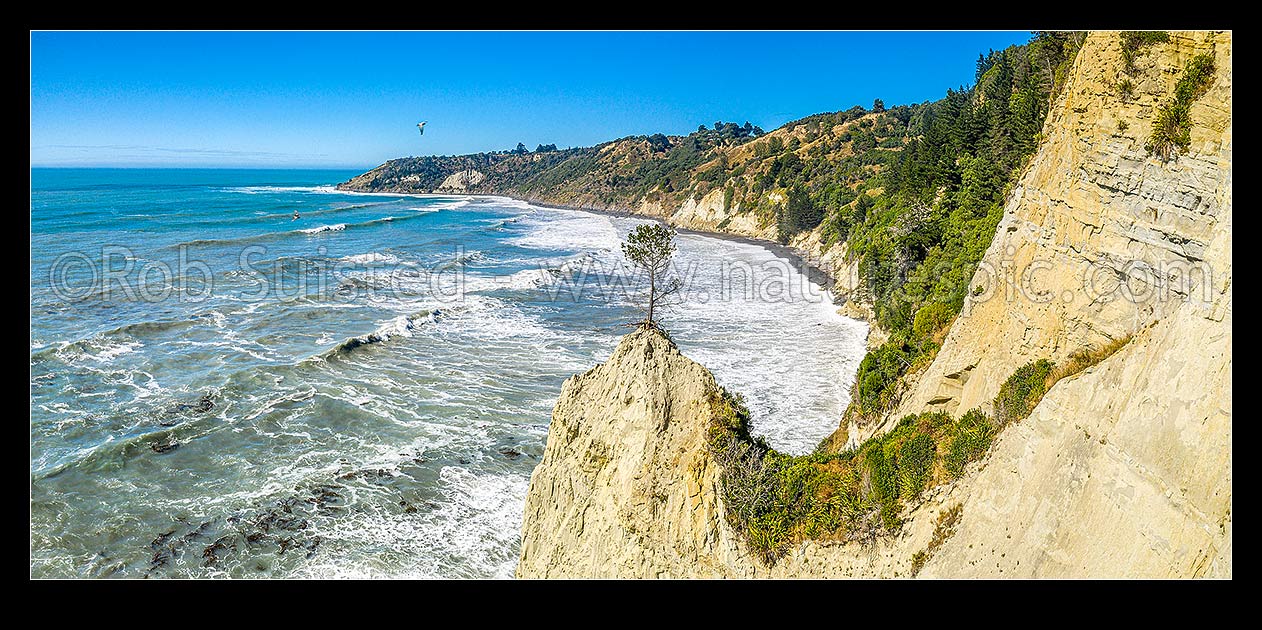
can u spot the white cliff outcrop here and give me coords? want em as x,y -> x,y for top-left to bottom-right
435,169 -> 485,192
515,328 -> 750,578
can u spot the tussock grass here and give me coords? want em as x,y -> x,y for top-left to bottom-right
910,503 -> 963,576
1120,31 -> 1169,75
1046,334 -> 1133,387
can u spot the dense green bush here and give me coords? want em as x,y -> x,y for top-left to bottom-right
911,301 -> 955,342
854,341 -> 911,416
896,433 -> 936,496
993,359 -> 1054,426
711,384 -> 1001,565
776,184 -> 824,242
945,408 -> 995,477
1147,52 -> 1216,162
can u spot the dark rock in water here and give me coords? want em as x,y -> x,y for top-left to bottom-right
202,536 -> 236,567
151,439 -> 180,454
162,393 -> 215,426
306,485 -> 343,510
193,393 -> 214,413
336,467 -> 392,482
181,521 -> 211,544
151,530 -> 176,549
148,529 -> 177,571
458,458 -> 470,465
304,536 -> 323,559
150,548 -> 171,569
497,446 -> 522,460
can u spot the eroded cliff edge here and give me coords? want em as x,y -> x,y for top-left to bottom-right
517,31 -> 1230,578
515,328 -> 743,578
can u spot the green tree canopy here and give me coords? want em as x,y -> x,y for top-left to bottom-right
621,223 -> 683,328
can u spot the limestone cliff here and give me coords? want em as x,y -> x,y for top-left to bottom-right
907,29 -> 1232,578
518,31 -> 1230,578
435,169 -> 485,192
515,328 -> 747,578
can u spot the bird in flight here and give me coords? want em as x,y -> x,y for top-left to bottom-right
417,121 -> 427,135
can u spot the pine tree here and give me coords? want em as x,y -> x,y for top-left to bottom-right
621,224 -> 682,328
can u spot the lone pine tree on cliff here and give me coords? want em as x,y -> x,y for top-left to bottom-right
622,223 -> 683,330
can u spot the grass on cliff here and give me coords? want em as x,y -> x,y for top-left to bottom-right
1120,31 -> 1169,75
995,335 -> 1133,425
711,334 -> 1134,566
1147,52 -> 1217,162
910,503 -> 962,576
1046,335 -> 1132,387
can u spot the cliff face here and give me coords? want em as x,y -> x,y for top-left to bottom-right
517,31 -> 1230,578
907,30 -> 1232,578
888,30 -> 1230,424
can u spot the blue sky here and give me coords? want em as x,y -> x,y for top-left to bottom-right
31,31 -> 1032,169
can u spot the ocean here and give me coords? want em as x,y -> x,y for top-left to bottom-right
29,168 -> 867,578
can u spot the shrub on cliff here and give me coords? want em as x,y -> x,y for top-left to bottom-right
1147,52 -> 1216,162
994,359 -> 1054,426
709,386 -> 997,565
945,408 -> 995,478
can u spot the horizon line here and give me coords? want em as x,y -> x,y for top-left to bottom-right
30,164 -> 378,170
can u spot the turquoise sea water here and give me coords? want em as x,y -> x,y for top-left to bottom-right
30,168 -> 866,578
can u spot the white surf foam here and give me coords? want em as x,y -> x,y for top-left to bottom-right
292,467 -> 529,579
299,223 -> 347,234
507,207 -> 625,252
224,185 -> 343,195
339,252 -> 401,265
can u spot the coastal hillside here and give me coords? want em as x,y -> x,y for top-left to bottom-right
341,32 -> 1079,320
516,30 -> 1231,578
